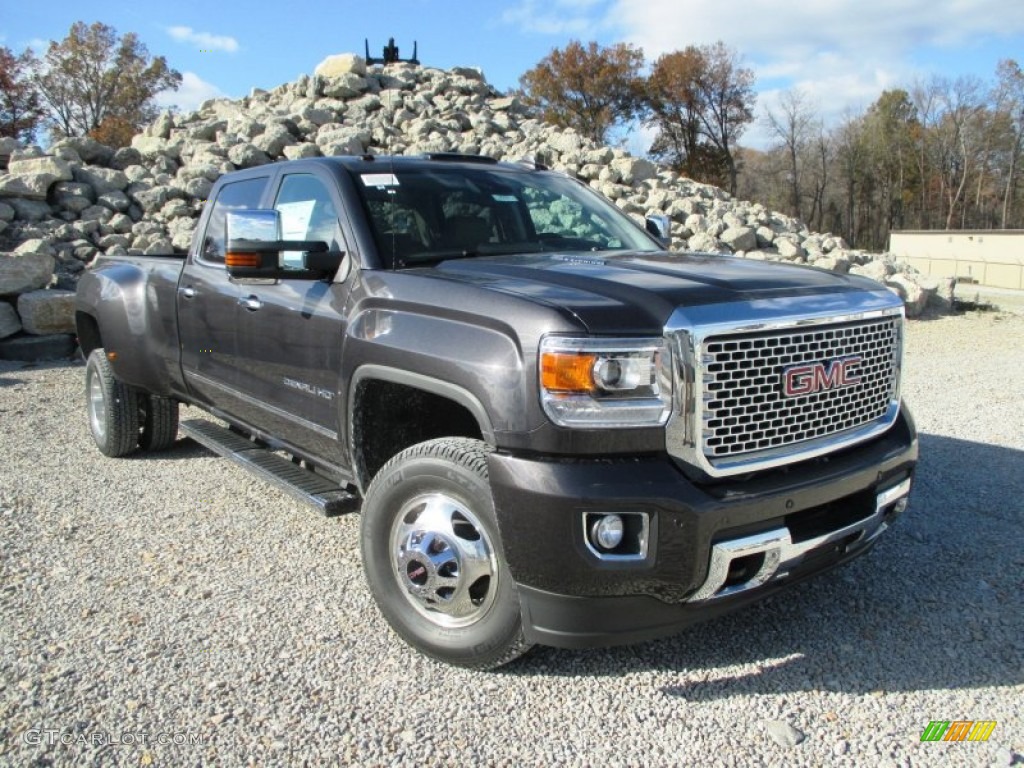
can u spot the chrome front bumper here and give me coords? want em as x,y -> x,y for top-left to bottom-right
687,477 -> 912,602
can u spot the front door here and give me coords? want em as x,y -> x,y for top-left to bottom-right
231,171 -> 353,466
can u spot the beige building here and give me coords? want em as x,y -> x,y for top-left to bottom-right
888,230 -> 1024,290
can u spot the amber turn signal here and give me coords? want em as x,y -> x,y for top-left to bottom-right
541,352 -> 597,393
225,252 -> 262,268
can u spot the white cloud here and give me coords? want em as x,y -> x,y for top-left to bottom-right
605,0 -> 1024,144
24,37 -> 50,53
501,0 -> 612,37
154,72 -> 225,113
167,26 -> 239,53
609,0 -> 1024,60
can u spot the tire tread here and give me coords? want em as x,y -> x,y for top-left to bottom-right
86,349 -> 140,458
139,395 -> 179,451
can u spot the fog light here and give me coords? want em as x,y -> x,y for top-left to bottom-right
590,514 -> 624,550
893,498 -> 909,514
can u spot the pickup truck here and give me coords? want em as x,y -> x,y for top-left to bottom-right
75,154 -> 918,669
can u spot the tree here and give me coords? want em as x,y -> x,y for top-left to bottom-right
692,42 -> 755,195
644,42 -> 755,194
518,40 -> 645,144
764,88 -> 817,219
646,48 -> 706,177
31,21 -> 181,146
862,89 -> 919,243
0,46 -> 44,141
993,59 -> 1024,228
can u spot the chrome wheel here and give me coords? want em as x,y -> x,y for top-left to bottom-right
390,492 -> 498,628
87,368 -> 107,443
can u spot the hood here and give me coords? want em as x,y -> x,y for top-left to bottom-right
428,251 -> 882,334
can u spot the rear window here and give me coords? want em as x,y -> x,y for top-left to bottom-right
200,177 -> 269,264
349,166 -> 658,268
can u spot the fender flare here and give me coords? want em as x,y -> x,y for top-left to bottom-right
348,364 -> 496,446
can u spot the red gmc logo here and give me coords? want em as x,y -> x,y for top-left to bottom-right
783,356 -> 862,397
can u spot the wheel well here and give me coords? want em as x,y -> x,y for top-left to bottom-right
352,379 -> 485,489
76,312 -> 102,358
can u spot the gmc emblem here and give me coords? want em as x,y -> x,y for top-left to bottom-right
783,356 -> 862,397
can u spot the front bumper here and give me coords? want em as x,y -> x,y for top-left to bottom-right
488,406 -> 918,649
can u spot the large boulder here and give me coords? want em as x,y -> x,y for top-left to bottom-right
72,166 -> 130,194
849,259 -> 894,283
0,253 -> 55,295
0,301 -> 21,338
6,198 -> 53,221
0,156 -> 73,200
53,136 -> 114,165
53,182 -> 96,213
0,333 -> 76,361
17,289 -> 77,334
314,53 -> 367,78
720,226 -> 757,252
885,273 -> 932,318
322,73 -> 370,100
610,157 -> 657,185
775,238 -> 806,260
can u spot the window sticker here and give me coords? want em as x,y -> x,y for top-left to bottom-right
277,200 -> 316,241
362,173 -> 401,188
492,194 -> 517,202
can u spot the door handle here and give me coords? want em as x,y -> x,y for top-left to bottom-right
180,286 -> 197,299
238,296 -> 263,311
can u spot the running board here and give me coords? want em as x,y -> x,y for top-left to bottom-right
181,419 -> 360,516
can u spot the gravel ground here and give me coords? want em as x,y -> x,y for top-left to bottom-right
1,310 -> 1021,767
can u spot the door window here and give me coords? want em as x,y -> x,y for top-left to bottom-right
274,174 -> 344,269
200,177 -> 269,264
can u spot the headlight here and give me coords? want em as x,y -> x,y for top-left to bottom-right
539,336 -> 672,427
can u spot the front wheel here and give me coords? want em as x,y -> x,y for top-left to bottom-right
85,349 -> 140,458
360,438 -> 531,669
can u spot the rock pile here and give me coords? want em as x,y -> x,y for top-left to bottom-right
0,54 -> 948,359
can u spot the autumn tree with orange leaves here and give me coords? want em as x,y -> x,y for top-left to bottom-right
518,40 -> 645,144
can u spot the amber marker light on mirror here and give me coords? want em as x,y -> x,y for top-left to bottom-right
225,252 -> 261,268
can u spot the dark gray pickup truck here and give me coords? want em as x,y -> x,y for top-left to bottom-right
75,154 -> 918,669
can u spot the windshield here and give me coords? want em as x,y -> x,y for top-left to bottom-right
349,165 -> 661,268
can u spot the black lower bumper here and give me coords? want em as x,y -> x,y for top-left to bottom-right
488,407 -> 918,649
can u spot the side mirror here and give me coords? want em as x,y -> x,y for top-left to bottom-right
645,214 -> 672,249
225,209 -> 343,280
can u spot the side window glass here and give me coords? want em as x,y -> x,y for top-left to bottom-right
274,174 -> 343,269
201,177 -> 268,264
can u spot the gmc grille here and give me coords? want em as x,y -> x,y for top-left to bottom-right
700,316 -> 900,460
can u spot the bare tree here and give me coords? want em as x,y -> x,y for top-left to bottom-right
692,42 -> 755,196
993,59 -> 1024,228
764,88 -> 816,219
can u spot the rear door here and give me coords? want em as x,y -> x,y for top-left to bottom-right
231,170 -> 354,465
177,174 -> 270,413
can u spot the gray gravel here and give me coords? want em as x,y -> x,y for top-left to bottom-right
1,310 -> 1022,766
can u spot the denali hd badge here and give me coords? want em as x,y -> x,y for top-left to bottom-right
783,356 -> 862,397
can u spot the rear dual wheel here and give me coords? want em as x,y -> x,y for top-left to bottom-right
85,348 -> 179,456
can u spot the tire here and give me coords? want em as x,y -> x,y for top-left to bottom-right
360,438 -> 531,670
139,394 -> 179,451
85,349 -> 140,458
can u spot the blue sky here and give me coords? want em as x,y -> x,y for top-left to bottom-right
3,0 -> 1023,150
